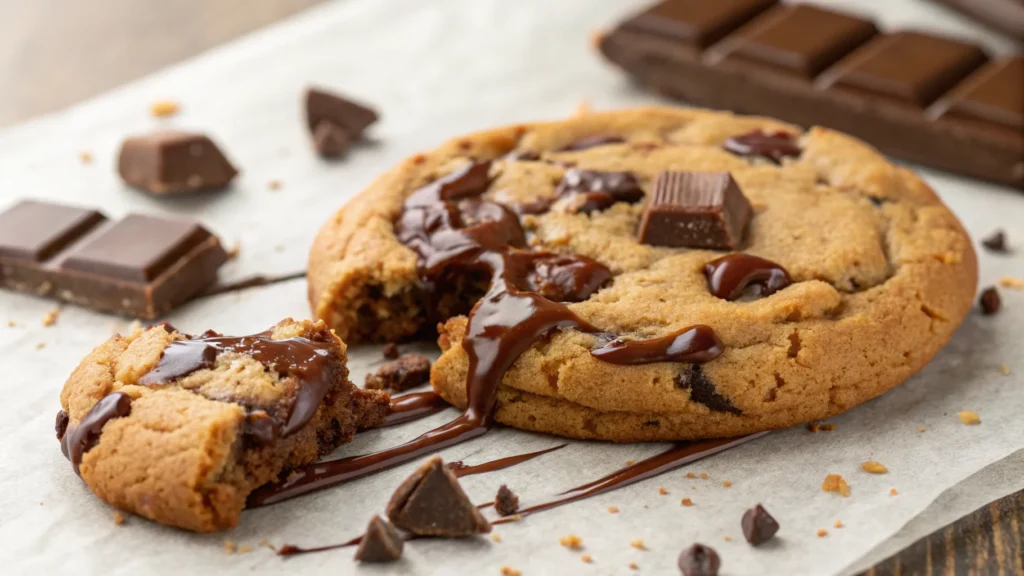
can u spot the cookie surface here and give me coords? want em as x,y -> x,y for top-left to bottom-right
308,107 -> 976,441
57,319 -> 389,531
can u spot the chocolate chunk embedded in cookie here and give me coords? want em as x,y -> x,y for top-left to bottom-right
57,319 -> 389,532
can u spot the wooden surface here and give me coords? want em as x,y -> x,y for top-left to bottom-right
0,0 -> 1020,573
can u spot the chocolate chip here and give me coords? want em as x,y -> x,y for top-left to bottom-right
741,504 -> 780,546
495,484 -> 520,516
385,456 -> 491,537
979,287 -> 1001,315
556,169 -> 644,205
312,121 -> 352,158
638,172 -> 752,250
561,135 -> 626,151
405,161 -> 493,206
676,366 -> 740,415
55,410 -> 69,440
982,230 -> 1009,253
520,252 -> 612,303
305,87 -> 378,138
723,130 -> 801,163
365,354 -> 432,392
678,543 -> 720,576
382,343 -> 400,360
117,131 -> 239,195
354,515 -> 404,563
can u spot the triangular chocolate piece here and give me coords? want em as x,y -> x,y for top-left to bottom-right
305,88 -> 379,137
312,121 -> 352,158
386,456 -> 491,537
354,515 -> 403,563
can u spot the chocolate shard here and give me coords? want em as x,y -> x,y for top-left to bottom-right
354,515 -> 404,563
365,354 -> 432,392
678,543 -> 721,576
979,286 -> 1001,315
305,87 -> 379,137
723,130 -> 801,163
638,172 -> 752,250
981,230 -> 1008,253
741,504 -> 780,546
117,131 -> 238,195
495,484 -> 520,516
312,121 -> 352,158
385,456 -> 491,537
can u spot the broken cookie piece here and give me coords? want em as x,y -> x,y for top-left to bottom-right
385,456 -> 491,537
494,484 -> 519,516
117,131 -> 238,195
305,87 -> 379,158
56,319 -> 389,532
354,515 -> 404,563
365,354 -> 432,392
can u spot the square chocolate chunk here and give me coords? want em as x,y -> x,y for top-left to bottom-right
622,0 -> 777,50
638,172 -> 751,250
117,131 -> 238,196
932,56 -> 1024,137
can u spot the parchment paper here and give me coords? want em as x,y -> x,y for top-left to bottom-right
0,1 -> 1021,574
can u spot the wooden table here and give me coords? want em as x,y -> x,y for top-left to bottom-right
1,1 -> 1020,573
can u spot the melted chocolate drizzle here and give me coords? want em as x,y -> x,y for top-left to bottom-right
382,391 -> 450,427
590,325 -> 724,365
705,253 -> 791,301
60,391 -> 132,474
138,331 -> 336,437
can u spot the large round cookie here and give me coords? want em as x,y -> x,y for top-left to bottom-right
308,107 -> 977,442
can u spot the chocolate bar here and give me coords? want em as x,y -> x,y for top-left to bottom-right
0,200 -> 228,318
926,0 -> 1024,42
599,1 -> 1024,189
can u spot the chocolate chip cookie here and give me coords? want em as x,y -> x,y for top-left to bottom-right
308,107 -> 977,441
57,319 -> 389,531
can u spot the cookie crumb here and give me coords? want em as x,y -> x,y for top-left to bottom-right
658,487 -> 668,495
560,534 -> 583,550
822,474 -> 851,496
36,342 -> 46,350
723,481 -> 732,487
382,342 -> 400,359
917,427 -> 927,433
834,520 -> 843,528
699,473 -> 708,479
238,545 -> 252,554
681,498 -> 693,507
150,100 -> 180,117
807,422 -> 820,432
223,540 -> 236,554
817,529 -> 828,538
890,488 -> 899,496
998,277 -> 1024,290
42,308 -> 60,327
8,320 -> 16,327
723,536 -> 732,542
258,539 -> 274,551
581,554 -> 593,564
979,287 -> 1002,315
643,505 -> 649,509
79,151 -> 93,164
500,567 -> 521,576
113,511 -> 125,525
1000,364 -> 1011,376
491,533 -> 502,543
626,460 -> 635,466
495,484 -> 520,516
685,472 -> 695,478
572,99 -> 593,118
958,411 -> 981,425
268,180 -> 283,191
629,562 -> 639,570
630,539 -> 646,550
820,424 -> 835,431
861,461 -> 887,474
608,506 -> 619,513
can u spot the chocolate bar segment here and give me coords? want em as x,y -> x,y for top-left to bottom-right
118,131 -> 238,196
0,200 -> 228,319
621,0 -> 777,51
598,1 -> 1023,188
638,172 -> 751,249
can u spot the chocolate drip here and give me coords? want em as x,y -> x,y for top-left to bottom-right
382,392 -> 450,427
677,365 -> 741,415
138,331 -> 336,437
450,444 -> 566,478
60,391 -> 132,474
590,325 -> 724,365
705,254 -> 791,301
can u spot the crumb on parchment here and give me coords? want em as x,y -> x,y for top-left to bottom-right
223,540 -> 236,554
658,487 -> 668,495
501,567 -> 521,576
36,342 -> 46,350
581,554 -> 593,564
150,100 -> 180,117
817,529 -> 828,537
998,277 -> 1024,290
608,506 -> 619,513
822,474 -> 850,497
1000,364 -> 1010,376
723,481 -> 732,487
630,539 -> 646,550
42,308 -> 60,327
681,498 -> 693,507
834,520 -> 843,528
491,533 -> 502,543
268,180 -> 282,191
820,424 -> 835,431
958,411 -> 981,425
861,461 -> 887,474
629,562 -> 638,570
686,472 -> 695,479
79,151 -> 93,164
113,511 -> 125,525
559,535 -> 583,550
890,488 -> 899,496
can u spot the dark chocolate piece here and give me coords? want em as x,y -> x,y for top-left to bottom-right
705,253 -> 791,300
517,252 -> 611,303
312,121 -> 352,158
925,0 -> 1024,41
55,410 -> 69,440
365,354 -> 432,392
385,456 -> 491,537
676,365 -> 741,415
678,543 -> 721,576
117,131 -> 238,195
382,342 -> 400,359
305,87 -> 379,137
741,503 -> 780,545
59,391 -> 133,474
598,2 -> 1024,188
638,172 -> 751,249
982,230 -> 1009,253
560,135 -> 626,151
620,0 -> 777,51
354,516 -> 404,563
494,484 -> 520,516
723,130 -> 801,163
555,168 -> 645,215
0,200 -> 228,319
979,287 -> 1001,315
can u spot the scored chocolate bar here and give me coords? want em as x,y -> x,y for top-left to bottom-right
0,200 -> 228,318
599,0 -> 1024,189
926,0 -> 1024,42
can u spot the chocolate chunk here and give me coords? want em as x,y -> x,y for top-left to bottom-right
638,172 -> 752,249
382,343 -> 400,360
0,200 -> 228,319
979,287 -> 1001,315
723,130 -> 801,163
556,168 -> 644,203
385,456 -> 491,537
741,504 -> 780,546
560,135 -> 626,151
705,254 -> 791,300
515,252 -> 612,303
981,230 -> 1009,253
621,0 -> 777,51
305,87 -> 379,137
365,354 -> 432,392
312,121 -> 352,158
55,410 -> 69,440
678,543 -> 721,576
405,161 -> 493,207
354,516 -> 404,563
676,365 -> 740,415
117,131 -> 238,195
494,484 -> 520,516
